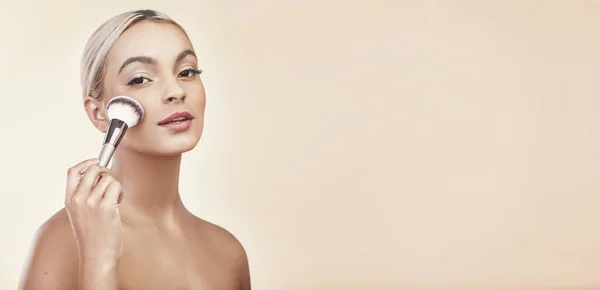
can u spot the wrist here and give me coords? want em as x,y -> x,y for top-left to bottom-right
79,248 -> 120,264
79,259 -> 119,290
80,256 -> 119,271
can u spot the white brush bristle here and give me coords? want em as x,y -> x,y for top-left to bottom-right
106,96 -> 144,127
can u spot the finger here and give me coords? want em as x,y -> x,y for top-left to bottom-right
101,181 -> 123,207
86,174 -> 114,206
92,171 -> 110,188
66,158 -> 99,192
65,158 -> 99,205
72,165 -> 110,204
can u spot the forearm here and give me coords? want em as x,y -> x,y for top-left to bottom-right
78,259 -> 119,290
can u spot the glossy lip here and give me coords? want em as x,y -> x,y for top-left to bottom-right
160,119 -> 192,132
158,111 -> 194,125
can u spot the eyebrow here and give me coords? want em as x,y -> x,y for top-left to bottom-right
117,49 -> 197,74
118,56 -> 155,74
176,49 -> 197,63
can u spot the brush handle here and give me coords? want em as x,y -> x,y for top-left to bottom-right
98,119 -> 129,168
98,143 -> 116,167
103,119 -> 129,147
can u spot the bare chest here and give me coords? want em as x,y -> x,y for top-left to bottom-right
116,232 -> 239,290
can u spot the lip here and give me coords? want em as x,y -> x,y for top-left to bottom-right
158,111 -> 194,125
158,111 -> 194,132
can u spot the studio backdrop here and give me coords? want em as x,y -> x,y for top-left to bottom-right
2,1 -> 600,289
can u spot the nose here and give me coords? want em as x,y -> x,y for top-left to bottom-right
162,79 -> 186,103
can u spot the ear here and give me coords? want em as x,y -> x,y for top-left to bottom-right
83,96 -> 109,133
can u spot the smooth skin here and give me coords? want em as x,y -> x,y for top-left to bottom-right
19,20 -> 251,290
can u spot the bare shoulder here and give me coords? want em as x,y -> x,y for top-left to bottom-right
190,216 -> 251,289
193,217 -> 247,258
19,208 -> 79,290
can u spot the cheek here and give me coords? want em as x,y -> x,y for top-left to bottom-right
189,89 -> 206,109
121,123 -> 157,148
186,81 -> 206,102
122,104 -> 159,140
133,98 -> 160,123
196,95 -> 207,111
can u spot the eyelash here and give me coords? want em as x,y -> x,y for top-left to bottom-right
126,69 -> 203,86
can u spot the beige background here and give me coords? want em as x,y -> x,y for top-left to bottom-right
2,0 -> 600,289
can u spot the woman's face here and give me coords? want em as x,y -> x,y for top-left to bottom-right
90,20 -> 206,156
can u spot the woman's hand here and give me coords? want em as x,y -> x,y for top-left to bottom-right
64,158 -> 124,289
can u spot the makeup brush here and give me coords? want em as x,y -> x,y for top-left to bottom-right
98,96 -> 144,167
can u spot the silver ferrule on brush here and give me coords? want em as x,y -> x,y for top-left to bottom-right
98,118 -> 129,167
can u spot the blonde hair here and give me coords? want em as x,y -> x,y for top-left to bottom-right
80,9 -> 188,100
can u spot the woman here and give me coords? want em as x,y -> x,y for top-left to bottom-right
19,9 -> 251,290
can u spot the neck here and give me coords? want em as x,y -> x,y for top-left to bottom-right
110,148 -> 187,226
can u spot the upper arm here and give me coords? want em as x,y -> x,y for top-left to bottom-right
207,222 -> 251,289
19,213 -> 79,290
236,244 -> 251,290
222,228 -> 251,290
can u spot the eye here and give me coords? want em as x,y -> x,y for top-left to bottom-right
127,76 -> 151,86
178,69 -> 202,78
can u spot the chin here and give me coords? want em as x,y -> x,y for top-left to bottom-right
119,136 -> 200,156
151,129 -> 203,155
160,138 -> 199,155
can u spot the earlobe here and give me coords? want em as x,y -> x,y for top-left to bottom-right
83,96 -> 109,133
